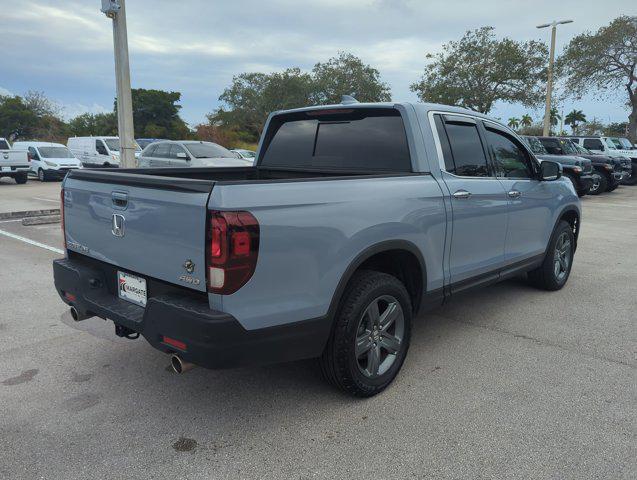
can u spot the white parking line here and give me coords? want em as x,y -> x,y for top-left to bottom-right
32,197 -> 60,203
0,228 -> 64,254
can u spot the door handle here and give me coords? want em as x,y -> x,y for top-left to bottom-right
508,190 -> 521,198
452,190 -> 471,199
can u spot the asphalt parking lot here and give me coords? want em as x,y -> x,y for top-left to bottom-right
0,180 -> 635,479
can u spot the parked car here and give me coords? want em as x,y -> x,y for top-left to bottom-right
568,136 -> 636,185
67,136 -> 141,167
138,140 -> 253,168
0,137 -> 30,184
522,136 -> 593,197
136,138 -> 166,149
231,149 -> 257,161
12,141 -> 82,181
537,136 -> 621,194
53,101 -> 580,397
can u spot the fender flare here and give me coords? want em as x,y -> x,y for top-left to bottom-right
325,239 -> 427,322
549,205 -> 581,254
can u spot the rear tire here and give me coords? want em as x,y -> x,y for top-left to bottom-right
14,173 -> 28,184
319,270 -> 412,397
528,221 -> 575,291
588,172 -> 607,195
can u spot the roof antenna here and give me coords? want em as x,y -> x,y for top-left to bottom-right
341,95 -> 359,105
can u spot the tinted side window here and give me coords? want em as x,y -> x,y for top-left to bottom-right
169,144 -> 187,159
444,122 -> 489,177
434,115 -> 455,172
154,143 -> 170,158
0,140 -> 10,149
583,139 -> 603,150
261,109 -> 411,172
143,144 -> 156,157
96,140 -> 106,153
486,129 -> 533,178
28,147 -> 39,159
538,138 -> 562,155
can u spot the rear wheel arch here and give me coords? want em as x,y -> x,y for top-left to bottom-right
327,240 -> 426,321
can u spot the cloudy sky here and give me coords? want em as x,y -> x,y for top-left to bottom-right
1,0 -> 634,127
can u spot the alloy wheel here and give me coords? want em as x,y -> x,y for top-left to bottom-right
553,232 -> 572,282
355,295 -> 405,378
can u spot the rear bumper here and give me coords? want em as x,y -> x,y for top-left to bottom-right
0,165 -> 29,174
53,257 -> 329,369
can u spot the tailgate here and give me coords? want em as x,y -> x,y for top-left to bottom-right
0,150 -> 29,167
63,171 -> 214,292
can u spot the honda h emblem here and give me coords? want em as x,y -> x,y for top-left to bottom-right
112,214 -> 125,237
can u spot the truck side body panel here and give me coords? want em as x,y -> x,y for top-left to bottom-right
208,175 -> 447,330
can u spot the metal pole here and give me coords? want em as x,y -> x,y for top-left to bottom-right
107,0 -> 136,167
542,25 -> 557,136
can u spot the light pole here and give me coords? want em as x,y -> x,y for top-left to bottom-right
101,0 -> 136,168
537,19 -> 573,137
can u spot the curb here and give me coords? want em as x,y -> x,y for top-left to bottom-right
0,208 -> 60,220
22,215 -> 61,226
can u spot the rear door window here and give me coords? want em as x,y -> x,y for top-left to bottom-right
260,109 -> 411,172
0,139 -> 9,149
437,119 -> 490,177
153,143 -> 171,158
583,138 -> 603,150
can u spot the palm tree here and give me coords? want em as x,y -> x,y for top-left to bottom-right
549,107 -> 561,128
564,109 -> 587,134
520,114 -> 533,128
507,117 -> 520,130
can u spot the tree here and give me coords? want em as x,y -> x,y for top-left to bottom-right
564,109 -> 587,134
520,114 -> 533,128
68,112 -> 117,137
579,117 -> 605,136
410,27 -> 548,113
507,117 -> 520,129
311,51 -> 391,104
210,53 -> 391,142
550,107 -> 561,133
0,95 -> 39,139
557,16 -> 637,142
213,68 -> 315,140
125,89 -> 189,139
604,122 -> 628,136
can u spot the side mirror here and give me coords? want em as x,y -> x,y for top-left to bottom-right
598,145 -> 605,151
541,160 -> 562,181
176,152 -> 188,159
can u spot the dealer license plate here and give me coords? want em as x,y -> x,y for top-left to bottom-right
117,271 -> 147,307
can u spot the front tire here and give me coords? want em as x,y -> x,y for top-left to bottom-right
528,221 -> 575,291
588,172 -> 607,195
37,168 -> 47,182
319,270 -> 412,397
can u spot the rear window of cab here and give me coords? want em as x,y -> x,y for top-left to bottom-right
260,108 -> 412,172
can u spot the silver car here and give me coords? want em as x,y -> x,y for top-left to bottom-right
138,140 -> 253,168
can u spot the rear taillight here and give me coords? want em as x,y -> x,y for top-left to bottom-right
60,188 -> 66,249
206,210 -> 259,294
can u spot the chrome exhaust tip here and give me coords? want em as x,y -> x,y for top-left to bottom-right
171,354 -> 195,374
69,306 -> 93,322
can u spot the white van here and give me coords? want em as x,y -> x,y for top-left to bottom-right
67,136 -> 141,167
12,141 -> 82,181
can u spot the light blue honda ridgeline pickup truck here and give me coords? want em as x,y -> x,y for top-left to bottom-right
54,100 -> 580,397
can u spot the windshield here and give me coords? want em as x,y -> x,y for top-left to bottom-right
38,147 -> 75,158
558,139 -> 578,155
604,138 -> 618,149
185,142 -> 234,159
618,138 -> 634,149
573,143 -> 592,154
103,139 -> 141,152
523,137 -> 547,155
239,150 -> 256,158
